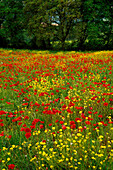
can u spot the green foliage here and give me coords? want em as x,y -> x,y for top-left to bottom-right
0,0 -> 25,48
24,0 -> 81,50
0,0 -> 113,50
81,0 -> 113,50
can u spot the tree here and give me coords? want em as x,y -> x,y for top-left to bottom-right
73,0 -> 113,50
81,0 -> 113,50
0,0 -> 25,48
86,0 -> 113,50
24,0 -> 81,50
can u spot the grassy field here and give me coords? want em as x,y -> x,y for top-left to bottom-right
0,49 -> 113,170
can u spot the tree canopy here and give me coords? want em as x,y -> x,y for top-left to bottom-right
0,0 -> 113,50
24,0 -> 81,50
0,0 -> 25,48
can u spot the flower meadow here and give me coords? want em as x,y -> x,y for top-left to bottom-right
0,49 -> 113,170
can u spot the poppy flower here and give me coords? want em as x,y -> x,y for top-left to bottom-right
0,131 -> 4,137
42,140 -> 46,143
103,124 -> 107,126
24,128 -> 31,133
18,122 -> 22,125
103,102 -> 108,106
85,121 -> 91,125
69,86 -> 73,89
0,110 -> 7,115
24,116 -> 29,120
70,124 -> 76,129
62,125 -> 66,130
40,125 -> 44,129
30,125 -> 35,129
88,111 -> 92,114
59,121 -> 64,124
20,127 -> 25,131
67,108 -> 73,113
56,89 -> 59,92
75,118 -> 82,122
8,164 -> 15,169
22,124 -> 27,127
8,135 -> 12,139
0,123 -> 4,126
70,121 -> 75,125
25,132 -> 31,139
98,115 -> 103,118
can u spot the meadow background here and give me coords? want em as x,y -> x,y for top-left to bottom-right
0,49 -> 113,170
0,0 -> 113,169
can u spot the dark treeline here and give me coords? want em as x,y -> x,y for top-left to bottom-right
0,0 -> 113,51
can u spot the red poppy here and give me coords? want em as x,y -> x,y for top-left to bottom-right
25,132 -> 31,139
81,113 -> 86,119
0,131 -> 4,137
24,116 -> 29,120
0,123 -> 4,126
40,125 -> 44,129
93,111 -> 98,114
62,104 -> 67,109
85,121 -> 91,125
0,110 -> 7,115
55,98 -> 59,102
70,124 -> 76,129
24,128 -> 31,133
97,100 -> 101,103
56,89 -> 59,92
22,124 -> 27,127
103,102 -> 108,106
62,125 -> 66,130
70,121 -> 75,125
18,122 -> 22,125
75,118 -> 82,122
69,86 -> 73,89
88,117 -> 93,120
98,115 -> 103,118
8,135 -> 12,139
42,140 -> 46,143
59,121 -> 64,124
65,96 -> 69,100
20,127 -> 25,131
108,121 -> 113,124
103,123 -> 107,126
88,111 -> 92,114
52,132 -> 55,134
30,125 -> 35,129
19,110 -> 24,114
75,106 -> 83,110
8,164 -> 15,169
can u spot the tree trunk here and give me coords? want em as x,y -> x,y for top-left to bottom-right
61,39 -> 65,51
